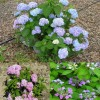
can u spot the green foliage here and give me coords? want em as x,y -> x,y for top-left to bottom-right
14,52 -> 30,63
5,66 -> 45,99
50,62 -> 100,100
0,46 -> 6,62
14,0 -> 87,62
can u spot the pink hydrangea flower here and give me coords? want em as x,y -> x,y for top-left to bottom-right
7,64 -> 21,77
22,94 -> 27,98
21,79 -> 27,87
31,74 -> 38,83
7,94 -> 13,100
24,98 -> 29,100
28,91 -> 33,98
26,82 -> 33,92
65,95 -> 69,99
55,93 -> 59,97
60,95 -> 63,99
33,98 -> 38,100
15,96 -> 23,100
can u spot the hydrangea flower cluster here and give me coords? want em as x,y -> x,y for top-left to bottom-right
79,90 -> 96,100
68,77 -> 90,87
30,8 -> 42,16
13,0 -> 89,60
58,48 -> 68,59
55,87 -> 73,100
59,0 -> 69,6
86,62 -> 100,70
52,79 -> 64,85
39,18 -> 49,26
32,26 -> 41,35
6,65 -> 44,100
7,64 -> 21,77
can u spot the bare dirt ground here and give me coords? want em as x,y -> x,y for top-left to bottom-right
0,0 -> 100,99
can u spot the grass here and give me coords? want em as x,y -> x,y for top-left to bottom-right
0,46 -> 6,62
0,0 -> 8,3
14,51 -> 31,63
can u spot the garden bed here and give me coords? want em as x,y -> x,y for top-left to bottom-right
0,62 -> 50,100
0,0 -> 100,62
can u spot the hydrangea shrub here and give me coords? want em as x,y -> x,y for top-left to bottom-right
13,0 -> 89,61
50,62 -> 100,100
5,64 -> 45,100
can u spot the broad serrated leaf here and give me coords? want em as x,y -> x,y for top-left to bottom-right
62,70 -> 73,75
50,62 -> 57,69
93,68 -> 100,78
54,5 -> 61,15
22,28 -> 30,37
43,6 -> 52,17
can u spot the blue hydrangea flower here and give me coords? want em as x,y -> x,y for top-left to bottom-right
49,14 -> 56,19
28,2 -> 38,9
48,32 -> 54,37
14,11 -> 21,17
30,8 -> 42,16
57,12 -> 64,17
82,30 -> 89,38
32,26 -> 41,35
29,18 -> 33,22
69,26 -> 83,37
54,27 -> 65,37
51,18 -> 64,27
73,39 -> 82,51
39,18 -> 49,26
58,48 -> 68,59
59,0 -> 69,6
70,19 -> 76,24
17,3 -> 30,11
68,9 -> 78,19
64,37 -> 73,45
13,20 -> 20,29
17,15 -> 29,25
81,39 -> 89,50
73,39 -> 89,51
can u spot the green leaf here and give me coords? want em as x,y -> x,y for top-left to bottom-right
77,65 -> 90,80
96,84 -> 100,90
51,96 -> 59,100
91,77 -> 99,82
62,70 -> 73,75
35,41 -> 41,47
43,6 -> 52,17
50,76 -> 55,82
47,42 -> 53,49
51,70 -> 58,77
41,46 -> 46,52
50,62 -> 57,69
85,86 -> 93,91
72,92 -> 79,99
0,54 -> 5,62
94,97 -> 100,100
93,68 -> 100,78
21,28 -> 30,37
54,5 -> 61,15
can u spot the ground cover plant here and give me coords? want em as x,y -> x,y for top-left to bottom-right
50,62 -> 100,100
5,64 -> 45,100
0,46 -> 6,62
13,0 -> 89,61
